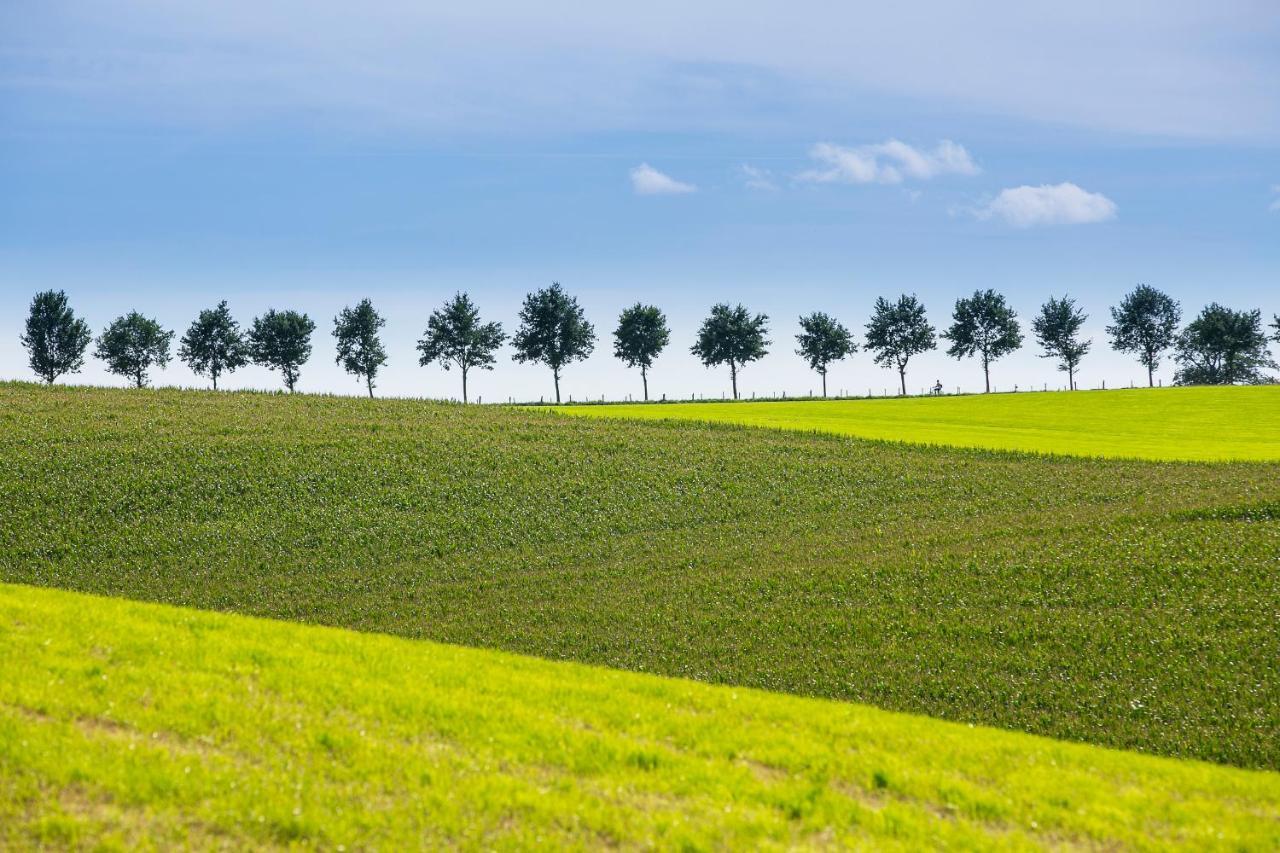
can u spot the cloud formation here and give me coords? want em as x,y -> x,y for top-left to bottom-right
630,163 -> 697,195
978,182 -> 1117,227
740,164 -> 777,191
797,140 -> 978,185
1270,185 -> 1280,211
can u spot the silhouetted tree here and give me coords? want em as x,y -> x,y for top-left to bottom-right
942,289 -> 1022,393
95,311 -> 173,388
179,301 -> 249,390
511,283 -> 595,403
1033,296 -> 1090,390
333,298 -> 387,398
1271,314 -> 1280,344
249,309 -> 315,392
864,295 -> 935,396
795,311 -> 855,397
1173,304 -> 1276,386
1107,285 -> 1181,387
690,303 -> 770,400
613,303 -> 670,401
417,292 -> 506,403
20,290 -> 91,384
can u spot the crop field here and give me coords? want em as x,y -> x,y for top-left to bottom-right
2,382 -> 1278,775
5,583 -> 1279,850
551,385 -> 1280,461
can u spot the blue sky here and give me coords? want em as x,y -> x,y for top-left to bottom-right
2,1 -> 1278,399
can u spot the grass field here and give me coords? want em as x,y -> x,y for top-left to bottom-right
2,382 -> 1277,770
4,583 -> 1279,850
550,386 -> 1280,461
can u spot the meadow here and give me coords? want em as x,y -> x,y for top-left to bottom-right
551,385 -> 1280,461
4,583 -> 1279,850
2,382 -> 1278,772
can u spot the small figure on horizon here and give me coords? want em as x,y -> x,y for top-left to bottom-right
932,379 -> 943,395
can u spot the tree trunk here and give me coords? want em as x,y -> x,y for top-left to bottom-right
367,375 -> 374,399
730,361 -> 738,400
461,367 -> 469,404
553,366 -> 561,404
135,369 -> 144,389
641,365 -> 649,402
821,370 -> 827,398
898,366 -> 907,396
983,357 -> 991,393
212,371 -> 218,391
1147,362 -> 1154,388
1068,365 -> 1075,390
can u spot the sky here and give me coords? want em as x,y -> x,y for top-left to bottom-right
2,1 -> 1278,400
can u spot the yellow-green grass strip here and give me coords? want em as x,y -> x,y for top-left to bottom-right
2,583 -> 1278,850
551,386 -> 1280,461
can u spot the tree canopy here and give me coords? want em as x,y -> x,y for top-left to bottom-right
690,303 -> 770,400
333,299 -> 388,398
942,289 -> 1022,393
1173,303 -> 1276,386
511,283 -> 596,403
864,295 -> 935,396
1032,296 -> 1090,390
613,303 -> 670,401
249,309 -> 316,392
94,311 -> 174,389
795,312 -> 854,397
179,301 -> 249,390
417,292 -> 506,403
1107,285 -> 1181,387
20,290 -> 91,384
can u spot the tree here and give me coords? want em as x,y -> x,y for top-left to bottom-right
248,309 -> 315,392
1106,284 -> 1181,387
864,294 -> 936,396
333,298 -> 388,398
1032,296 -> 1090,390
795,311 -> 855,397
613,303 -> 670,401
179,301 -> 249,390
690,303 -> 770,400
1173,303 -> 1276,386
1271,314 -> 1280,344
417,292 -> 506,403
94,311 -> 174,388
511,283 -> 596,404
20,290 -> 91,384
942,289 -> 1022,393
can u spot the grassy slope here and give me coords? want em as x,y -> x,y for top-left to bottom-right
4,584 -> 1279,850
552,386 -> 1280,461
2,383 -> 1278,768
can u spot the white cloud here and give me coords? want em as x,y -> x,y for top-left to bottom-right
977,182 -> 1117,227
740,164 -> 776,190
797,139 -> 978,185
630,163 -> 696,195
1270,185 -> 1280,211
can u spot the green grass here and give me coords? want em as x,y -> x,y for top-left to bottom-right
2,382 -> 1278,769
4,583 -> 1278,850
551,386 -> 1280,461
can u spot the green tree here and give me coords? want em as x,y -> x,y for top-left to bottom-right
1173,304 -> 1276,386
864,294 -> 935,396
249,309 -> 315,392
94,311 -> 174,388
1106,284 -> 1181,387
20,290 -> 91,384
1032,296 -> 1090,390
690,303 -> 770,400
795,311 -> 855,397
942,289 -> 1022,393
417,292 -> 506,403
179,301 -> 249,390
613,303 -> 670,401
333,298 -> 388,398
1271,314 -> 1279,344
511,283 -> 596,404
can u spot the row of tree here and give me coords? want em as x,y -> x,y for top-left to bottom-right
18,285 -> 1280,401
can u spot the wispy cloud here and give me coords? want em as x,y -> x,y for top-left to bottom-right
797,140 -> 978,185
1270,185 -> 1280,211
630,163 -> 696,195
740,164 -> 777,191
976,182 -> 1117,227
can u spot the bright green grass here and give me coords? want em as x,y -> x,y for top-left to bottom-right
3,583 -> 1278,850
551,386 -> 1280,461
2,383 -> 1278,769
